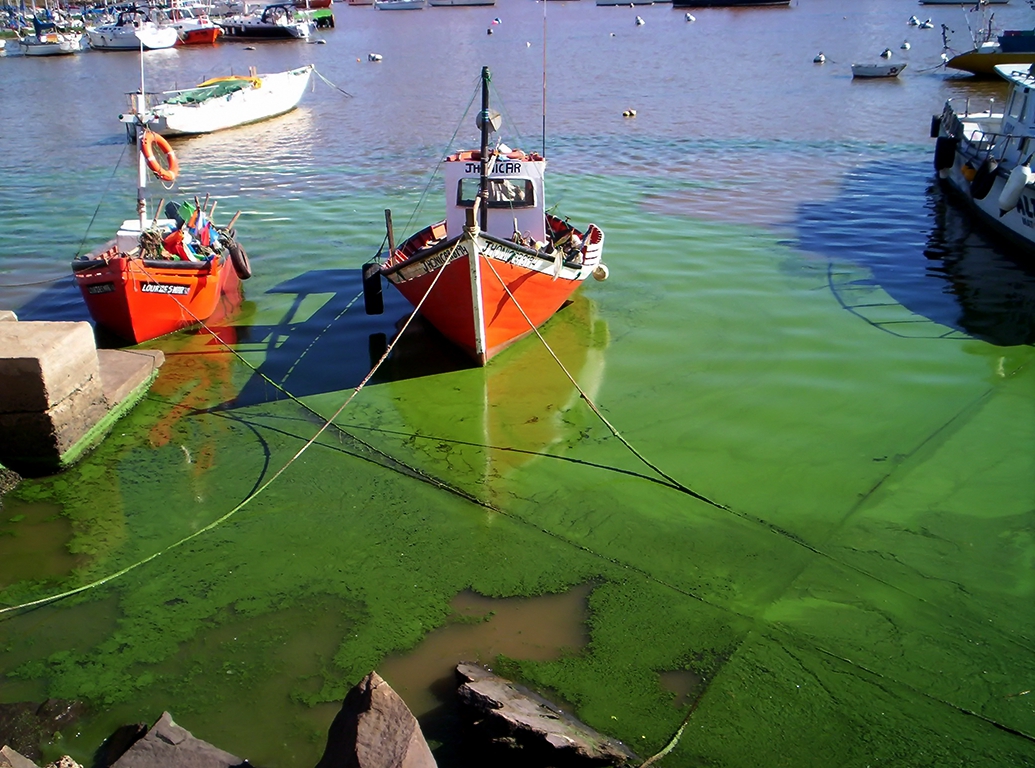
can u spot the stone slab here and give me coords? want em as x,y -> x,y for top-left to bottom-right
0,391 -> 109,470
0,311 -> 17,322
110,712 -> 247,768
97,349 -> 165,406
0,322 -> 101,413
0,746 -> 38,768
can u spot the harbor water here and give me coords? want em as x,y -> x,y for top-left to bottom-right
1,0 -> 1034,765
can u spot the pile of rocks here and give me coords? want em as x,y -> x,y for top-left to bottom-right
1,665 -> 636,768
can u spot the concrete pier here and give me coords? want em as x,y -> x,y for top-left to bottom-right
0,315 -> 163,476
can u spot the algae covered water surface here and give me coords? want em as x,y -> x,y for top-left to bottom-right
2,0 -> 1035,765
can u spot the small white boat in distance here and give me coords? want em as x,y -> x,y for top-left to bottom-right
429,0 -> 494,6
851,62 -> 906,78
121,65 -> 314,137
87,8 -> 179,50
19,32 -> 84,55
218,4 -> 314,39
374,0 -> 426,9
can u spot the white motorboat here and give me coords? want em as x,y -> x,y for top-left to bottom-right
851,62 -> 906,78
218,4 -> 314,39
120,65 -> 314,137
19,33 -> 84,55
374,0 -> 426,9
428,0 -> 494,6
933,63 -> 1035,254
86,8 -> 178,50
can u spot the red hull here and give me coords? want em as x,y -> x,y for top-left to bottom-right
177,27 -> 222,45
73,253 -> 239,344
388,243 -> 587,363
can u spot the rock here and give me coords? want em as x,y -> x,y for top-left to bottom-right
315,671 -> 436,768
43,758 -> 83,768
0,745 -> 39,768
109,712 -> 249,768
455,663 -> 637,767
0,465 -> 21,510
0,700 -> 87,762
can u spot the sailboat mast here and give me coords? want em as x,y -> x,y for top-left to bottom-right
478,65 -> 490,232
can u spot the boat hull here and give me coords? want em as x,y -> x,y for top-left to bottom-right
936,112 -> 1035,255
383,226 -> 600,364
671,0 -> 788,7
19,35 -> 82,55
86,24 -> 179,50
177,26 -> 222,45
851,62 -> 906,78
72,252 -> 239,344
151,66 -> 313,136
947,51 -> 1035,76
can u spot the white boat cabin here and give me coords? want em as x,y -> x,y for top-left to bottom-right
998,65 -> 1035,142
443,146 -> 547,245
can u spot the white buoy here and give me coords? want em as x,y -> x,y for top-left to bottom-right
880,48 -> 892,59
622,109 -> 637,117
635,15 -> 644,25
908,15 -> 919,26
526,41 -> 531,47
685,12 -> 695,21
919,19 -> 934,29
901,40 -> 910,50
593,264 -> 610,281
368,52 -> 382,62
814,52 -> 825,63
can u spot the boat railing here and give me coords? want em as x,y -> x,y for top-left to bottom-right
947,96 -> 999,120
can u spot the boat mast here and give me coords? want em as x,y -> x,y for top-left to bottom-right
478,65 -> 490,232
136,41 -> 147,230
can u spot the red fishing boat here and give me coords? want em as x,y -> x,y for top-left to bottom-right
374,66 -> 607,365
72,92 -> 250,344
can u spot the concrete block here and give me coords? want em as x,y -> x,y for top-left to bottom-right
0,322 -> 102,413
0,388 -> 109,468
97,349 -> 165,406
0,310 -> 17,322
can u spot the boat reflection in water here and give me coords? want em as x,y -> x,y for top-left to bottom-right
796,161 -> 1035,347
922,182 -> 1035,347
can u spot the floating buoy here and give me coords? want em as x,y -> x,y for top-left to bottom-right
998,161 -> 1034,215
592,264 -> 609,281
635,15 -> 644,25
243,45 -> 255,50
609,32 -> 615,36
363,262 -> 384,315
492,16 -> 501,24
368,52 -> 382,61
933,136 -> 957,174
970,156 -> 998,200
880,48 -> 892,59
901,40 -> 910,50
814,52 -> 825,63
919,19 -> 933,29
908,15 -> 919,26
622,109 -> 637,117
526,41 -> 531,47
487,28 -> 492,34
685,12 -> 695,21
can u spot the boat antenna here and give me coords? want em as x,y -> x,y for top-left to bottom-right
478,65 -> 490,232
542,0 -> 547,157
136,39 -> 148,229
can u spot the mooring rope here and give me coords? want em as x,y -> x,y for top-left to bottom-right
0,240 -> 461,617
312,66 -> 353,98
74,142 -> 129,259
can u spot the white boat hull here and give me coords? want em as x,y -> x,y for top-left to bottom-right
19,35 -> 83,55
147,66 -> 314,136
87,23 -> 178,50
851,62 -> 905,78
428,0 -> 494,5
374,0 -> 425,9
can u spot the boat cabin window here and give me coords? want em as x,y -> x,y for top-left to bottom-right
457,178 -> 535,209
1009,89 -> 1028,120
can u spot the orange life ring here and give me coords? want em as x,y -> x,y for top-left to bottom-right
141,130 -> 179,183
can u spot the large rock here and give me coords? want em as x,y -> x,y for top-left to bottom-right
109,712 -> 249,768
456,663 -> 637,768
315,671 -> 437,768
0,746 -> 39,768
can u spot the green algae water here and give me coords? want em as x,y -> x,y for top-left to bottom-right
2,0 -> 1035,765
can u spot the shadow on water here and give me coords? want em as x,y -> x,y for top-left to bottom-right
232,268 -> 475,408
794,160 -> 1035,346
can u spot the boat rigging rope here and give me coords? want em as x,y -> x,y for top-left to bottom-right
0,240 -> 462,618
311,67 -> 353,98
74,141 -> 129,259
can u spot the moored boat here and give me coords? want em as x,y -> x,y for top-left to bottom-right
72,92 -> 251,344
18,32 -> 84,55
120,65 -> 314,137
218,4 -> 314,39
168,5 -> 223,45
671,0 -> 788,7
86,7 -> 179,50
932,63 -> 1035,255
371,66 -> 607,365
947,30 -> 1035,76
374,0 -> 426,9
851,62 -> 906,78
